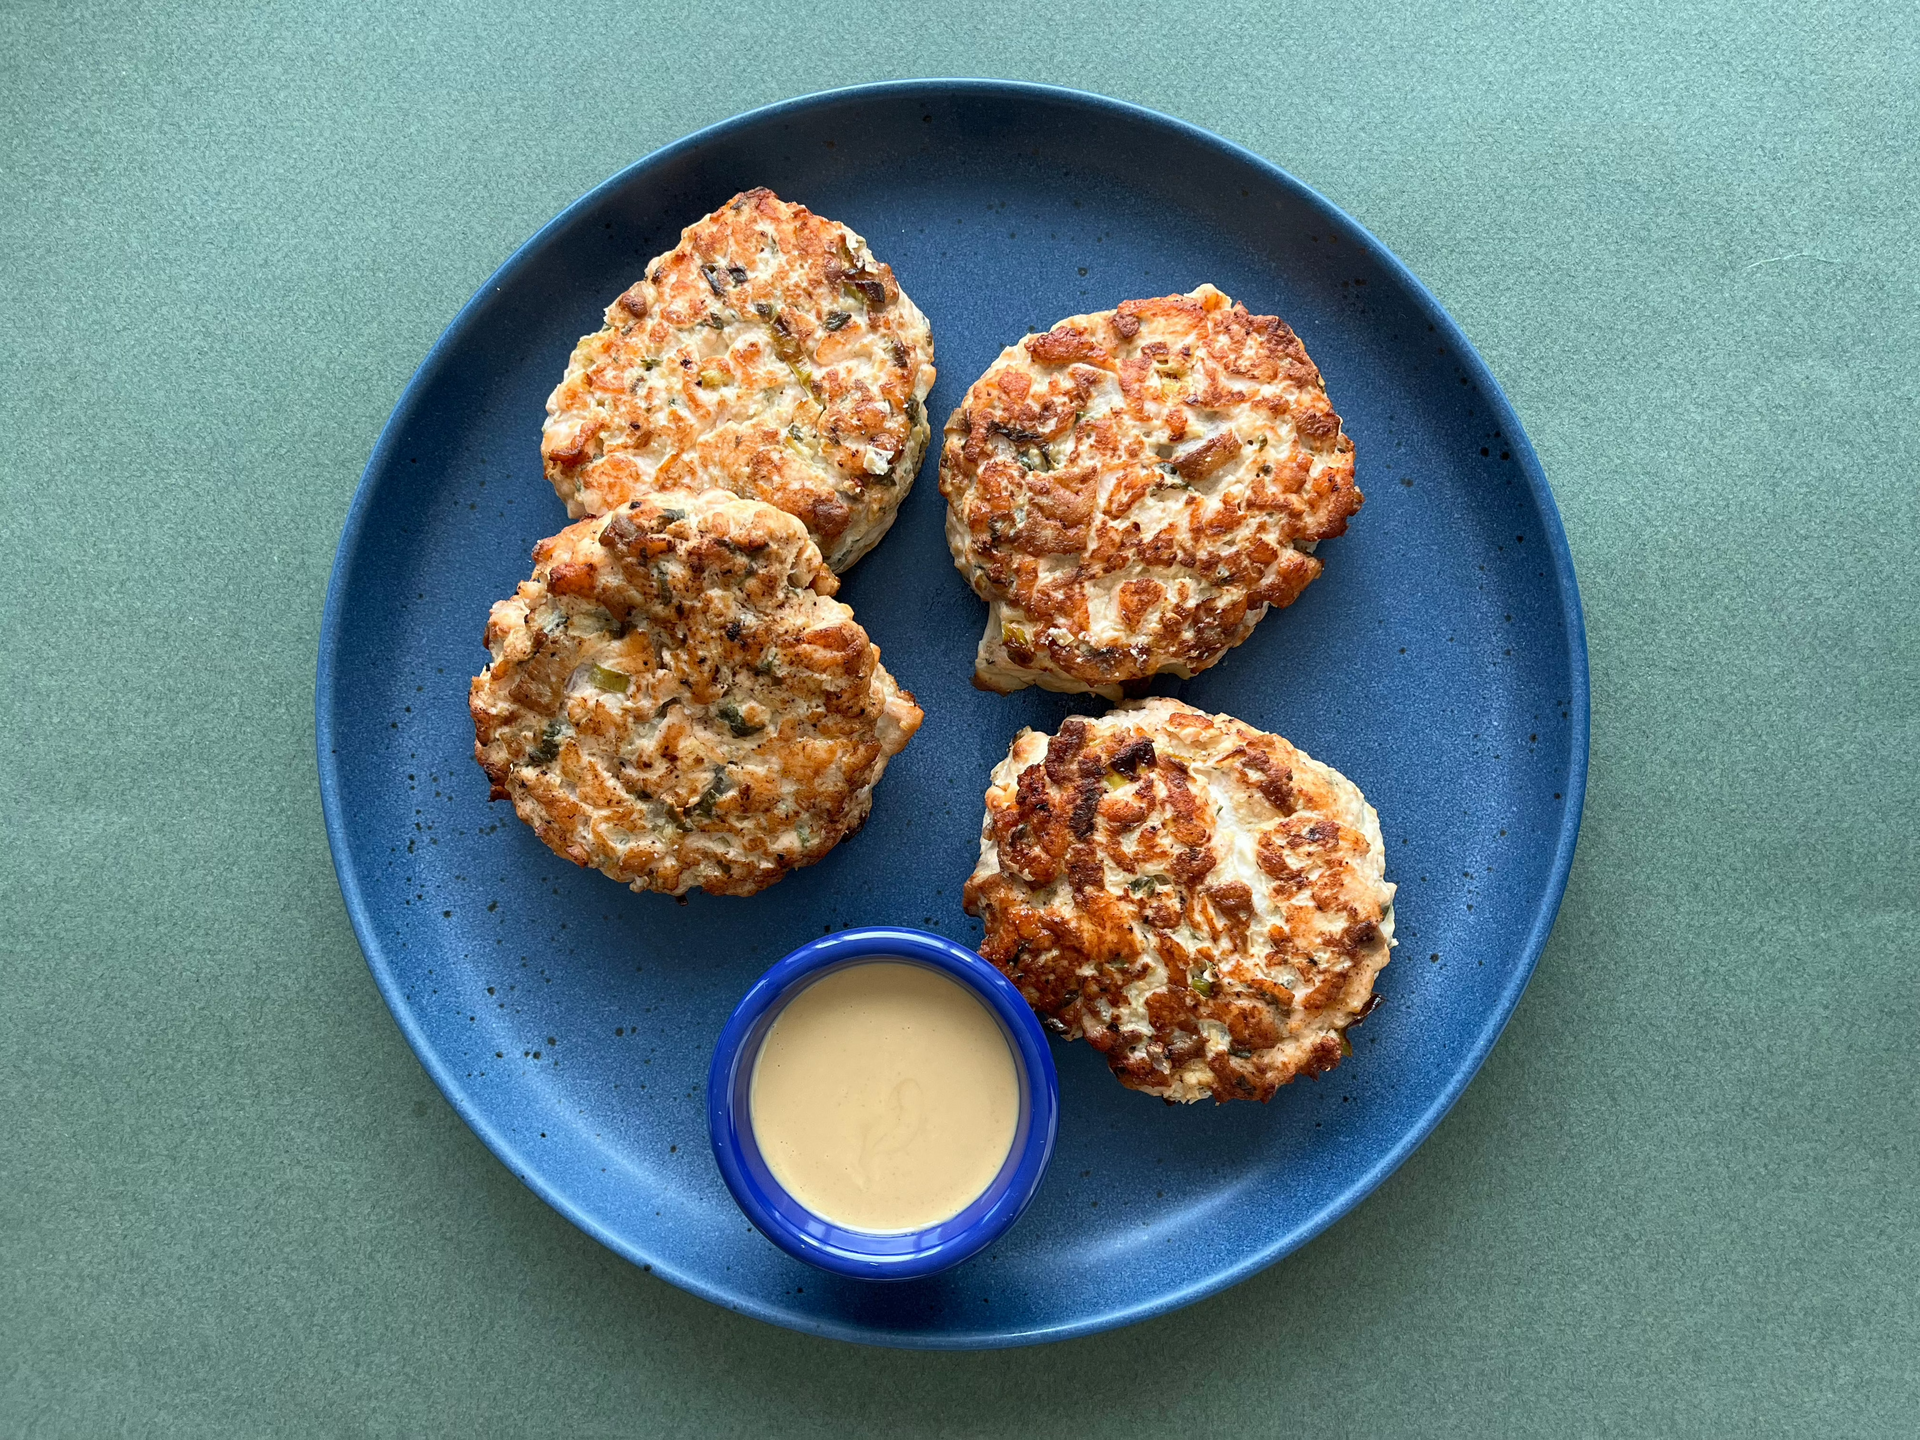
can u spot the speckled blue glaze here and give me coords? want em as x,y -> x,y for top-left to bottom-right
708,927 -> 1058,1280
316,80 -> 1589,1348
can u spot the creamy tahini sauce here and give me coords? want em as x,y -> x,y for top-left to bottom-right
748,962 -> 1019,1233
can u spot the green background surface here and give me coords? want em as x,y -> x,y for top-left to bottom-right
4,0 -> 1915,1433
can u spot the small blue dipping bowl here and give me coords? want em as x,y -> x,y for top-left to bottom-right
708,926 -> 1059,1280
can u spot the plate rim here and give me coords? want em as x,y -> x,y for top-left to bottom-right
315,76 -> 1591,1349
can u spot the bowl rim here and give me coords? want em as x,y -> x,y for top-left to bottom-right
706,925 -> 1060,1280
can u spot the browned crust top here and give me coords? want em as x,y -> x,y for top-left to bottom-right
469,490 -> 922,897
940,285 -> 1360,692
963,699 -> 1393,1102
542,188 -> 936,571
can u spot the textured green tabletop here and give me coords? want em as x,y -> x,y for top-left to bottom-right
4,2 -> 1916,1434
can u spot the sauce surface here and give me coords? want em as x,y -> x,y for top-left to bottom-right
748,961 -> 1020,1234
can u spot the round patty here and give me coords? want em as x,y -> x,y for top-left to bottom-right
940,285 -> 1360,699
963,699 -> 1394,1103
470,489 -> 923,898
542,188 -> 937,572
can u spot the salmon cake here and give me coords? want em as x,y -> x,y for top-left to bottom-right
963,699 -> 1394,1102
940,285 -> 1360,699
542,188 -> 937,571
470,489 -> 923,897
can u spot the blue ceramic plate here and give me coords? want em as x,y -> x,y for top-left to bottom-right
317,80 -> 1588,1348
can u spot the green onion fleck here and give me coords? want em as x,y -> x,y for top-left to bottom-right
690,766 -> 730,819
529,720 -> 564,764
589,665 -> 629,693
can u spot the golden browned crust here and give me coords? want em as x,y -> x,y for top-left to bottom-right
470,490 -> 923,897
963,699 -> 1393,1102
542,188 -> 937,571
939,285 -> 1361,698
